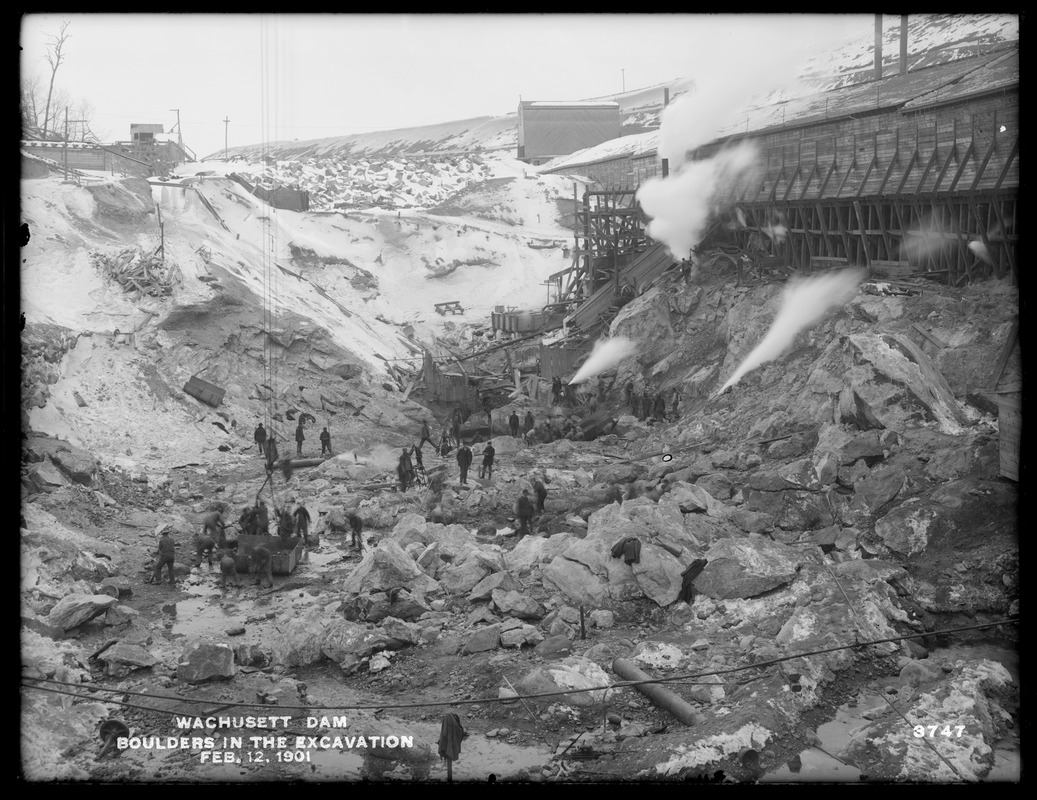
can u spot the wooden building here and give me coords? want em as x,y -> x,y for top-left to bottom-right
518,101 -> 622,166
543,45 -> 1018,289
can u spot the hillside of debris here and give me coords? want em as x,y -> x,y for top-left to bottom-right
21,150 -> 1019,782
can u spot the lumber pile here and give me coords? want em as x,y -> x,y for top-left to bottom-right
91,247 -> 183,300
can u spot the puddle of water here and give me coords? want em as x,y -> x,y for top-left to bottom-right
425,733 -> 552,782
984,728 -> 1021,782
760,746 -> 861,783
309,749 -> 366,780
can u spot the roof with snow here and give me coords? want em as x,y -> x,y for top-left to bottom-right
521,101 -> 620,109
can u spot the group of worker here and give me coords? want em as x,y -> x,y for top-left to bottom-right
625,383 -> 679,422
254,422 -> 333,460
514,473 -> 549,537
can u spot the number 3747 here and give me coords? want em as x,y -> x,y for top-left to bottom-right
913,725 -> 965,738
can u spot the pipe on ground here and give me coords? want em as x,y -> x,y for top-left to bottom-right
612,657 -> 705,726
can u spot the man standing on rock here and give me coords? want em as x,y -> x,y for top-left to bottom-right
418,419 -> 435,450
293,501 -> 311,543
218,549 -> 239,590
295,422 -> 306,456
456,441 -> 473,485
479,440 -> 496,480
524,410 -> 535,438
254,422 -> 267,456
515,489 -> 535,537
347,512 -> 364,551
319,427 -> 332,456
152,528 -> 177,587
532,474 -> 548,515
250,546 -> 273,588
509,411 -> 520,438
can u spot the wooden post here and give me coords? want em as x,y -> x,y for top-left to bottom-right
446,757 -> 453,783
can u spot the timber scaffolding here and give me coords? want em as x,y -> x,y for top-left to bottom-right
544,45 -> 1018,332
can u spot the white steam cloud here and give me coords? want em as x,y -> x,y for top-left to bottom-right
638,34 -> 813,261
717,268 -> 866,394
569,337 -> 637,384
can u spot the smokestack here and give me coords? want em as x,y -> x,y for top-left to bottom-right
874,15 -> 883,80
900,15 -> 909,75
664,87 -> 670,106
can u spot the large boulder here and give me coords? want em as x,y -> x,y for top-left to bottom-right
508,532 -> 577,570
462,624 -> 501,654
542,558 -> 610,606
341,540 -> 441,596
177,639 -> 236,683
99,642 -> 158,678
23,436 -> 98,485
631,543 -> 686,606
693,537 -> 802,599
873,498 -> 939,557
271,607 -> 330,667
438,560 -> 491,595
46,594 -> 118,631
468,571 -> 523,602
610,286 -> 674,366
513,657 -> 615,708
322,617 -> 413,662
853,465 -> 907,514
490,589 -> 545,620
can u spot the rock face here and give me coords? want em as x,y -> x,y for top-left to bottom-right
341,540 -> 441,596
693,537 -> 802,599
24,435 -> 99,486
468,571 -> 523,602
873,498 -> 939,557
177,640 -> 236,683
631,543 -> 686,606
272,607 -> 331,667
46,594 -> 119,630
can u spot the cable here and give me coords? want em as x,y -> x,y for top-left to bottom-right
22,617 -> 1018,714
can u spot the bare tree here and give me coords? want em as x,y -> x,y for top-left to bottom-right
41,21 -> 71,139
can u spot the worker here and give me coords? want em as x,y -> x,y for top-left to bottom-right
347,512 -> 364,551
515,489 -> 535,537
254,422 -> 267,455
653,393 -> 667,421
255,501 -> 270,536
194,533 -> 217,568
523,410 -> 535,436
479,440 -> 496,480
293,502 -> 311,542
552,376 -> 562,403
509,411 -> 520,438
319,427 -> 332,456
419,419 -> 435,449
439,429 -> 452,457
412,443 -> 424,472
451,416 -> 462,448
625,382 -> 633,407
482,394 -> 493,430
397,461 -> 412,493
456,441 -> 473,485
295,422 -> 305,456
532,474 -> 548,514
237,506 -> 256,538
152,528 -> 177,586
201,509 -> 225,542
264,436 -> 279,471
218,549 -> 239,590
398,447 -> 415,492
250,546 -> 274,588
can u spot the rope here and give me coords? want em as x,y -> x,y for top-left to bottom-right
21,618 -> 1017,714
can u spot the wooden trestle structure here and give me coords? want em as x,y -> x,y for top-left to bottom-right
548,46 -> 1018,331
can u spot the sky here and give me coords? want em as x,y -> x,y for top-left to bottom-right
19,13 -> 873,160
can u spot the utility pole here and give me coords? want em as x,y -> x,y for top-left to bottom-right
169,108 -> 182,148
223,116 -> 230,160
63,107 -> 68,180
621,68 -> 625,93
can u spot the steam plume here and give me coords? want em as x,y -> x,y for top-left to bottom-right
717,268 -> 866,394
569,337 -> 637,384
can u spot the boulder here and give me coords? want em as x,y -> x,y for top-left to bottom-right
589,610 -> 614,629
99,642 -> 158,677
490,589 -> 545,620
853,465 -> 907,514
542,558 -> 610,607
438,560 -> 491,595
508,533 -> 577,570
46,594 -> 118,631
271,607 -> 330,667
693,537 -> 802,599
26,459 -> 69,492
104,605 -> 139,626
322,617 -> 412,662
513,656 -> 614,707
631,543 -> 686,606
462,625 -> 501,654
874,499 -> 939,557
500,624 -> 543,649
98,577 -> 133,599
534,634 -> 573,658
722,507 -> 775,534
664,482 -> 726,516
695,473 -> 735,500
380,616 -> 422,646
177,640 -> 236,683
833,559 -> 907,584
469,571 -> 523,602
341,540 -> 441,596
